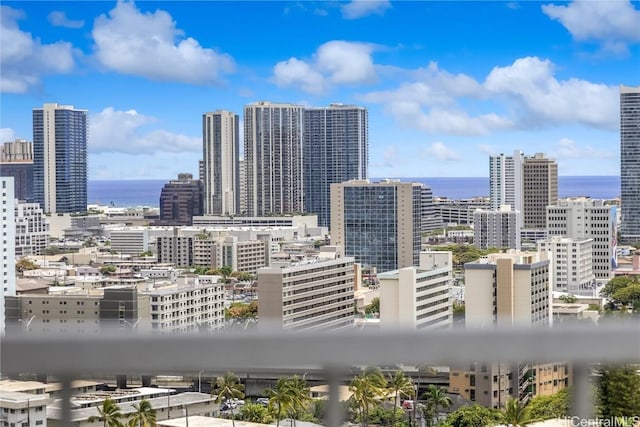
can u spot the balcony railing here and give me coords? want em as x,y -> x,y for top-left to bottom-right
2,322 -> 639,427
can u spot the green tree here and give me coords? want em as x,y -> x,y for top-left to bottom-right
596,365 -> 640,417
100,265 -> 117,275
88,397 -> 125,427
612,284 -> 640,311
601,276 -> 638,299
267,376 -> 311,427
220,265 -> 233,282
421,385 -> 452,427
441,405 -> 502,427
349,368 -> 388,427
526,388 -> 569,421
213,372 -> 245,427
268,378 -> 295,427
238,403 -> 273,423
126,399 -> 156,427
502,397 -> 535,427
364,297 -> 380,316
15,257 -> 39,273
387,370 -> 415,427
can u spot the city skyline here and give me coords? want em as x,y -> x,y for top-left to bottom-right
1,0 -> 639,179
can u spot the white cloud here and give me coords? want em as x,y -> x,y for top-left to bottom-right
478,144 -> 497,155
484,56 -> 618,129
552,137 -> 615,159
363,56 -> 618,137
89,107 -> 200,155
0,128 -> 16,143
341,0 -> 391,19
388,102 -> 513,136
273,40 -> 376,94
425,142 -> 462,161
273,58 -> 326,94
0,6 -> 75,93
542,0 -> 640,52
92,1 -> 235,84
47,10 -> 84,28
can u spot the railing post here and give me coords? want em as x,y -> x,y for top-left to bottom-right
60,375 -> 73,427
571,363 -> 593,421
325,365 -> 344,427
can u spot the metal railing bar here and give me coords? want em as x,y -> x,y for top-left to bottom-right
2,323 -> 638,375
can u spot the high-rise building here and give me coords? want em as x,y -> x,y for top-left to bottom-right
0,139 -> 33,201
547,198 -> 617,281
157,173 -> 204,226
620,85 -> 640,243
1,178 -> 16,335
331,179 -> 422,273
378,251 -> 453,330
15,201 -> 49,256
538,237 -> 594,294
489,150 -> 523,211
303,104 -> 368,227
33,103 -> 88,214
257,248 -> 355,332
239,158 -> 247,215
421,184 -> 444,232
473,205 -> 521,250
450,251 -> 568,408
244,102 -> 304,216
202,110 -> 240,216
522,153 -> 557,230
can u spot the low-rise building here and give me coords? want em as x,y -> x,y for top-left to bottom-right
538,237 -> 595,294
15,201 -> 49,256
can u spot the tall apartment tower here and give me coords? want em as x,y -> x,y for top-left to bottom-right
33,103 -> 88,214
303,104 -> 368,227
522,153 -> 558,230
331,179 -> 422,273
238,158 -> 247,215
620,85 -> 640,243
450,251 -> 568,408
202,110 -> 240,216
244,102 -> 304,216
1,178 -> 16,335
489,150 -> 523,211
0,139 -> 34,201
547,198 -> 616,280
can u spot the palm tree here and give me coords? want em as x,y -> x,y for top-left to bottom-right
126,399 -> 156,427
268,378 -> 295,427
349,368 -> 388,427
387,370 -> 415,427
502,397 -> 536,427
421,385 -> 452,427
284,375 -> 311,426
213,372 -> 245,427
88,397 -> 125,427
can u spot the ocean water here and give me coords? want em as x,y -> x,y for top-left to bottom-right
88,176 -> 621,208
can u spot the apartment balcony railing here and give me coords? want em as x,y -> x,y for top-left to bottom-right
2,322 -> 639,427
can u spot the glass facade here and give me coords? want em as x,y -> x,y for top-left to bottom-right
303,105 -> 368,228
33,104 -> 88,214
620,86 -> 640,242
342,184 -> 421,273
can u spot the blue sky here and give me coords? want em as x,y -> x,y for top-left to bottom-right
1,0 -> 639,180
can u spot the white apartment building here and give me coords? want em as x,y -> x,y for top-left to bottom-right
143,280 -> 225,334
239,158 -> 247,215
108,228 -> 151,255
538,237 -> 595,294
202,110 -> 240,216
0,391 -> 49,427
378,251 -> 453,330
1,177 -> 16,335
547,198 -> 616,280
15,201 -> 49,256
489,150 -> 523,211
258,248 -> 355,331
473,205 -> 521,250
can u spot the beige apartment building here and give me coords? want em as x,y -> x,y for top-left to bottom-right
538,237 -> 595,294
378,251 -> 453,330
450,251 -> 569,408
257,247 -> 355,331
